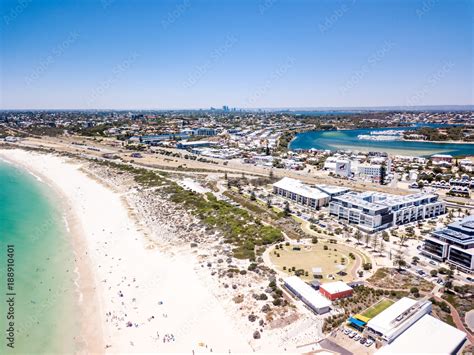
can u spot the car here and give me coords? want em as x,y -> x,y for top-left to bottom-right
366,339 -> 374,347
349,331 -> 357,338
467,277 -> 473,282
354,335 -> 361,341
360,338 -> 367,344
429,260 -> 437,266
344,329 -> 351,335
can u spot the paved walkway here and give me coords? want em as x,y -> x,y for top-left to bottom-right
299,220 -> 369,280
432,295 -> 474,344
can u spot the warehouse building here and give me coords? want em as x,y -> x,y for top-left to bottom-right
283,276 -> 331,314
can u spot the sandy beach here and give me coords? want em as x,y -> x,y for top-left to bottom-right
0,149 -> 253,353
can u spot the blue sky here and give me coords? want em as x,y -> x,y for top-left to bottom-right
1,0 -> 472,109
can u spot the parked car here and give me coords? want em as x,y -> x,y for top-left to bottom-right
360,338 -> 367,344
349,331 -> 357,338
366,339 -> 374,347
354,335 -> 361,341
344,329 -> 351,335
429,260 -> 437,266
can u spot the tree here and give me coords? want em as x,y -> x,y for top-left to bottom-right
283,201 -> 291,217
266,197 -> 272,208
224,172 -> 228,180
412,256 -> 420,265
371,234 -> 379,251
364,233 -> 370,247
354,231 -> 362,245
378,240 -> 386,256
430,269 -> 438,277
381,231 -> 390,242
311,236 -> 318,244
394,247 -> 406,271
269,169 -> 274,179
399,233 -> 408,247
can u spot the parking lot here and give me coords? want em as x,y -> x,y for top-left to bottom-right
328,327 -> 377,355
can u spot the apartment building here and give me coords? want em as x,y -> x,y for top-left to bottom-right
329,191 -> 445,233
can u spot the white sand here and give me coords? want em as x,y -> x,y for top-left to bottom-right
0,149 -> 252,353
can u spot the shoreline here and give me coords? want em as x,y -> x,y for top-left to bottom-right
0,148 -> 254,353
0,151 -> 105,353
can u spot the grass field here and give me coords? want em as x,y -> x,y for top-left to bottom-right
361,298 -> 395,319
269,242 -> 355,282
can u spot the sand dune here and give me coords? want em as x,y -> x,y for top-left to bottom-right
0,149 -> 252,353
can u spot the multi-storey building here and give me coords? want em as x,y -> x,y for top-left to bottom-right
358,164 -> 384,183
329,191 -> 445,233
422,216 -> 474,273
273,177 -> 330,209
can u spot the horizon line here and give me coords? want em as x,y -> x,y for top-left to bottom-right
1,104 -> 474,112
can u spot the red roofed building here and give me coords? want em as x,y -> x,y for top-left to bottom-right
320,281 -> 353,300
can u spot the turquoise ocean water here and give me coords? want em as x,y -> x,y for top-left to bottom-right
0,160 -> 79,354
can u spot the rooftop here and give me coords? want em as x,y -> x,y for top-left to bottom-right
333,191 -> 440,211
431,216 -> 474,245
320,281 -> 353,294
375,314 -> 466,355
273,177 -> 330,201
367,297 -> 421,335
284,276 -> 332,309
315,184 -> 351,196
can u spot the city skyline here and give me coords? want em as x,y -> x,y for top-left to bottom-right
1,0 -> 473,109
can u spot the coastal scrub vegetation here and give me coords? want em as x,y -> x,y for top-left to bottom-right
95,160 -> 284,260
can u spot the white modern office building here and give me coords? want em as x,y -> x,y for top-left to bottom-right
329,191 -> 445,233
273,177 -> 330,209
422,216 -> 474,273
